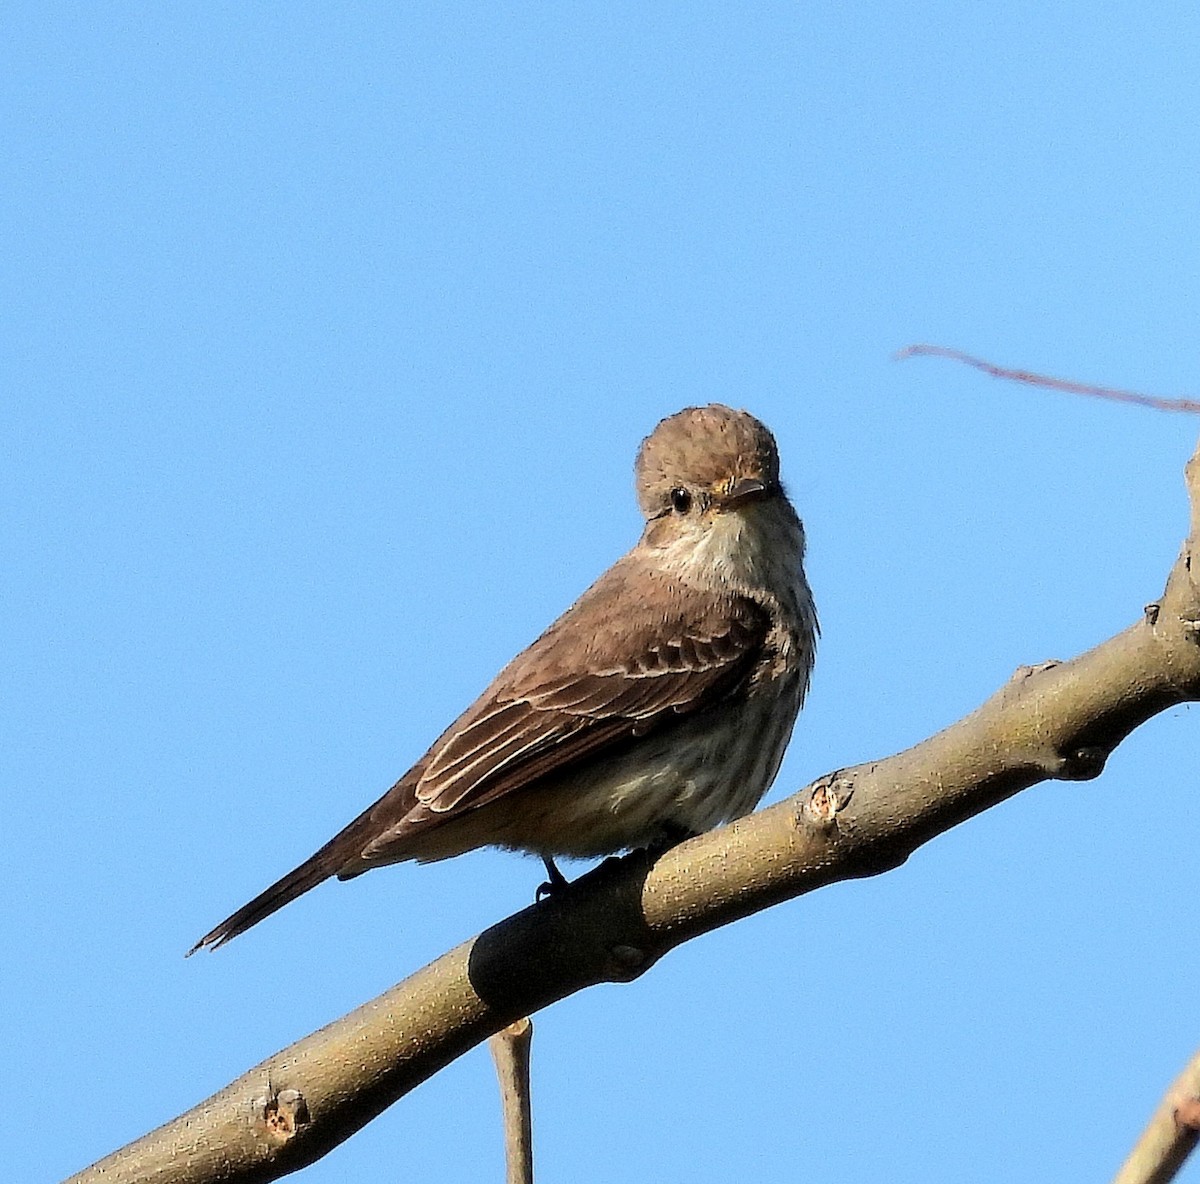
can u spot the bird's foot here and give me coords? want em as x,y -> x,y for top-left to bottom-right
535,856 -> 571,901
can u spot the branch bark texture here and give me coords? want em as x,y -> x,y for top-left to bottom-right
64,440 -> 1200,1184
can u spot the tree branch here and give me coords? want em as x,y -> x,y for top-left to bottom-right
895,343 -> 1200,414
489,1018 -> 534,1184
63,437 -> 1200,1184
1110,1047 -> 1200,1184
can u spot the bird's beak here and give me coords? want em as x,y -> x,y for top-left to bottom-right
723,477 -> 769,508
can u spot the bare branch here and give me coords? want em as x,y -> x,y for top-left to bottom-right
62,437 -> 1200,1184
896,343 -> 1200,414
1110,1048 -> 1200,1184
489,1018 -> 534,1184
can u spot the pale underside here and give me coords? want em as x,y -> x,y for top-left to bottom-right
340,498 -> 817,872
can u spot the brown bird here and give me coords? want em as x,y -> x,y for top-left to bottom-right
189,405 -> 817,953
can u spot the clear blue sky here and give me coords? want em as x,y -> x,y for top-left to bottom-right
4,4 -> 1199,1182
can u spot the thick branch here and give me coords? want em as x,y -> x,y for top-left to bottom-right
64,439 -> 1200,1184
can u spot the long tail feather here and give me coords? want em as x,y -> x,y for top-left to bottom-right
188,771 -> 423,955
187,831 -> 354,955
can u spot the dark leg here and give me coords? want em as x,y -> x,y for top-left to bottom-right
536,856 -> 570,901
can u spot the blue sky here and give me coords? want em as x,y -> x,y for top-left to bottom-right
4,4 -> 1199,1182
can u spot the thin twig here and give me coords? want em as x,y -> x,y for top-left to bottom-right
1110,1048 -> 1200,1184
489,1018 -> 534,1184
895,343 -> 1200,414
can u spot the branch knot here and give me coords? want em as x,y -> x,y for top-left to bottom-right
801,773 -> 854,830
1050,745 -> 1108,782
255,1089 -> 310,1146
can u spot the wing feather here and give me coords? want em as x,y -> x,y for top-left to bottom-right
399,560 -> 770,821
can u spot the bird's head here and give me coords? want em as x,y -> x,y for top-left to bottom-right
635,404 -> 783,526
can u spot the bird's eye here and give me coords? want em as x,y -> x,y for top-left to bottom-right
669,487 -> 692,513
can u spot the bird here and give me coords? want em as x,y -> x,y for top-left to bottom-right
189,404 -> 817,953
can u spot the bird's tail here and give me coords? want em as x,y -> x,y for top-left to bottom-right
187,826 -> 362,955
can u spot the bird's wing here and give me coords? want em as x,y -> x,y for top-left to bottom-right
358,559 -> 769,854
188,559 -> 770,952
